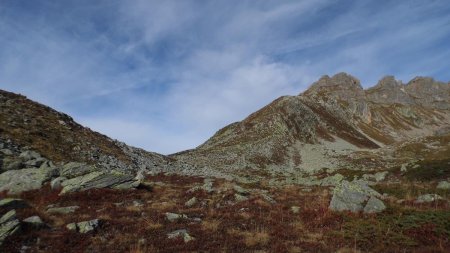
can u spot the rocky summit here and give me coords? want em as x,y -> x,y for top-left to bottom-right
0,73 -> 449,252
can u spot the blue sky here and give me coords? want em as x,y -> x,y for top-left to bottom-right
1,0 -> 449,154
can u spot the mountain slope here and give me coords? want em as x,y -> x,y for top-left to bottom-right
172,73 -> 450,181
0,90 -> 170,173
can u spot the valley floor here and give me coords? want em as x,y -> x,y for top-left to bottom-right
1,173 -> 449,253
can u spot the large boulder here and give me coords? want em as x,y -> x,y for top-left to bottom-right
329,180 -> 386,213
0,167 -> 59,195
59,171 -> 139,194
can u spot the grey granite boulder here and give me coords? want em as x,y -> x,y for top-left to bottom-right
329,180 -> 385,213
0,167 -> 59,194
59,171 -> 139,194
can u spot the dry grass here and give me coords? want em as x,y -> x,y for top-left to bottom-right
1,175 -> 449,253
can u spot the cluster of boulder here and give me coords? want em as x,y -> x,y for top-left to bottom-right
0,198 -> 46,246
0,143 -> 141,196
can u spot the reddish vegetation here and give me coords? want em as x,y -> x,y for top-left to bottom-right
1,174 -> 449,252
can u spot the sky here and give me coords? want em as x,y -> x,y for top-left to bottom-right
0,0 -> 449,154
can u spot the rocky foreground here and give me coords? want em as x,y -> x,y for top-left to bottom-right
1,74 -> 450,252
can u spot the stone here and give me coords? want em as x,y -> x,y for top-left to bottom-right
400,164 -> 408,172
19,150 -> 41,161
47,206 -> 79,214
167,229 -> 195,243
415,194 -> 443,203
320,173 -> 345,186
188,178 -> 214,193
234,193 -> 249,202
0,167 -> 59,194
0,209 -> 17,224
77,219 -> 101,233
50,177 -> 67,190
363,196 -> 386,213
39,161 -> 56,170
185,197 -> 197,207
329,180 -> 384,213
66,223 -> 77,231
59,171 -> 139,194
374,172 -> 388,182
436,181 -> 450,190
0,149 -> 13,156
165,212 -> 188,222
3,158 -> 24,171
291,206 -> 300,214
259,191 -> 276,204
60,162 -> 96,179
66,219 -> 101,233
132,200 -> 144,207
0,210 -> 20,245
24,157 -> 47,168
23,216 -> 46,228
0,198 -> 29,210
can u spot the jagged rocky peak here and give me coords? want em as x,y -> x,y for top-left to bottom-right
302,72 -> 364,100
374,75 -> 402,88
366,76 -> 414,105
405,76 -> 450,109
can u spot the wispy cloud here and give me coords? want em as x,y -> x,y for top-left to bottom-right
0,0 -> 449,154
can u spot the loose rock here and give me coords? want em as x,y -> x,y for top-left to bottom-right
167,229 -> 195,243
415,194 -> 443,203
47,206 -> 80,214
66,219 -> 101,233
23,216 -> 46,228
436,181 -> 450,190
185,197 -> 197,207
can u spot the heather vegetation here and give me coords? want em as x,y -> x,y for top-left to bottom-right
2,174 -> 449,252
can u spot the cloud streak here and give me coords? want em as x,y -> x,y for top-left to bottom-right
0,0 -> 449,154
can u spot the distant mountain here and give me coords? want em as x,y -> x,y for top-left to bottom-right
172,73 -> 450,181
